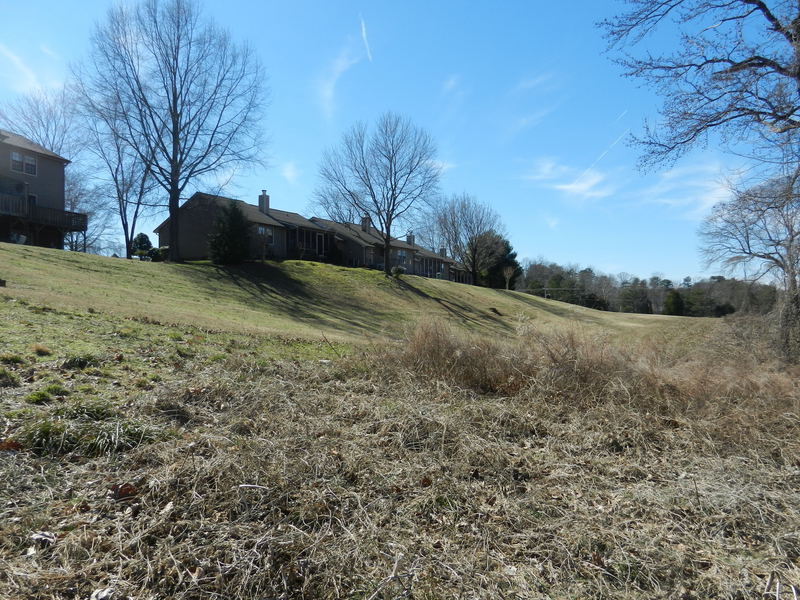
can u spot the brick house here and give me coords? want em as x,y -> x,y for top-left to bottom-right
153,191 -> 332,261
0,129 -> 87,249
311,216 -> 471,283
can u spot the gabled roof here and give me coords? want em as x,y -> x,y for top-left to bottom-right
311,217 -> 384,248
414,244 -> 455,264
267,207 -> 326,231
0,128 -> 70,163
153,192 -> 284,233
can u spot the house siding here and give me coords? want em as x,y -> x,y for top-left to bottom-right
0,141 -> 65,210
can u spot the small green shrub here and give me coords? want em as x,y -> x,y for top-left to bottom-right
391,265 -> 406,279
0,353 -> 25,365
56,399 -> 117,421
0,367 -> 20,388
17,419 -> 73,455
25,390 -> 53,405
43,383 -> 70,396
62,354 -> 100,369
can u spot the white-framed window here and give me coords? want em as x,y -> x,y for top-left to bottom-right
398,249 -> 407,264
24,155 -> 36,176
10,151 -> 23,172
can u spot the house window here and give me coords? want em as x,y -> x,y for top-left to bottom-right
398,249 -> 407,264
11,152 -> 23,172
24,155 -> 36,176
257,225 -> 274,244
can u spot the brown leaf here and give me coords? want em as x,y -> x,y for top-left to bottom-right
107,483 -> 138,502
0,439 -> 23,451
420,475 -> 433,487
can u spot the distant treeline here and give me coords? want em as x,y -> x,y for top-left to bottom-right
519,261 -> 777,317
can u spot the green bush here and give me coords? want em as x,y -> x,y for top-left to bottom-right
391,265 -> 406,279
25,391 -> 53,405
0,367 -> 20,387
209,201 -> 250,265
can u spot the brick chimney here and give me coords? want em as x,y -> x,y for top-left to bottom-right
258,189 -> 270,214
406,231 -> 415,246
439,247 -> 446,257
361,215 -> 370,232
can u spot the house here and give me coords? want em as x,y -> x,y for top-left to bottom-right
153,190 -> 332,261
311,216 -> 472,283
0,129 -> 87,249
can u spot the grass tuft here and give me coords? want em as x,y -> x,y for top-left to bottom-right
30,343 -> 53,356
0,366 -> 20,387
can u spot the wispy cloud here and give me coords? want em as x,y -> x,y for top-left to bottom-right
523,157 -> 615,200
39,44 -> 60,61
544,216 -> 560,229
318,47 -> 359,119
431,159 -> 457,173
522,158 -> 571,182
360,15 -> 372,62
641,163 -> 731,220
0,43 -> 39,92
442,74 -> 460,94
511,108 -> 554,133
553,169 -> 614,200
614,108 -> 628,122
281,161 -> 300,184
512,73 -> 555,94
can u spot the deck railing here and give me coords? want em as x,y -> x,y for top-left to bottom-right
0,193 -> 87,231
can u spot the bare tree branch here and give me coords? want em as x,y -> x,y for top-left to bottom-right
76,0 -> 266,261
316,112 -> 440,274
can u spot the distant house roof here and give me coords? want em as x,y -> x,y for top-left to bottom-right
153,192 -> 284,233
311,217 -> 384,248
267,207 -> 326,232
0,128 -> 70,163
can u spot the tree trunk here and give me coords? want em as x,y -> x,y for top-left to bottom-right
780,282 -> 800,362
384,239 -> 392,275
168,183 -> 180,262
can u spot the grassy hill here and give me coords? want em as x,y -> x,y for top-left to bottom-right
0,242 -> 713,344
2,243 -> 796,599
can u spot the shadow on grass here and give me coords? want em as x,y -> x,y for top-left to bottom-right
493,288 -> 608,325
178,262 -> 402,337
395,278 -> 513,332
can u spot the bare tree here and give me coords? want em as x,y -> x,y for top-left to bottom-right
434,193 -> 505,284
603,1 -> 800,167
701,168 -> 800,358
77,91 -> 160,258
0,87 -> 115,253
77,0 -> 266,261
317,112 -> 440,274
502,265 -> 515,291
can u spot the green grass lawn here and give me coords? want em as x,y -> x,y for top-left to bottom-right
0,242 -> 716,345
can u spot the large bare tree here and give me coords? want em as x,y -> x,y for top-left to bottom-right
701,168 -> 800,358
603,0 -> 800,167
433,193 -> 505,284
316,112 -> 440,274
0,87 -> 115,253
78,0 -> 265,261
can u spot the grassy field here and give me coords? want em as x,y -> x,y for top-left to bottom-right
1,243 -> 798,599
0,243 -> 712,342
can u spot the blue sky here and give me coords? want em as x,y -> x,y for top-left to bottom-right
0,0 -> 738,280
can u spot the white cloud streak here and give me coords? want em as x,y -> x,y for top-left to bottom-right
360,15 -> 373,62
319,48 -> 359,119
0,43 -> 39,92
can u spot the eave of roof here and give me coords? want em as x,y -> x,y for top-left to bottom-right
0,129 -> 70,164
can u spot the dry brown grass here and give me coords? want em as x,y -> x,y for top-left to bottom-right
1,317 -> 798,599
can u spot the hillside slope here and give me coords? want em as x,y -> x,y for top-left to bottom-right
0,243 -> 712,343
